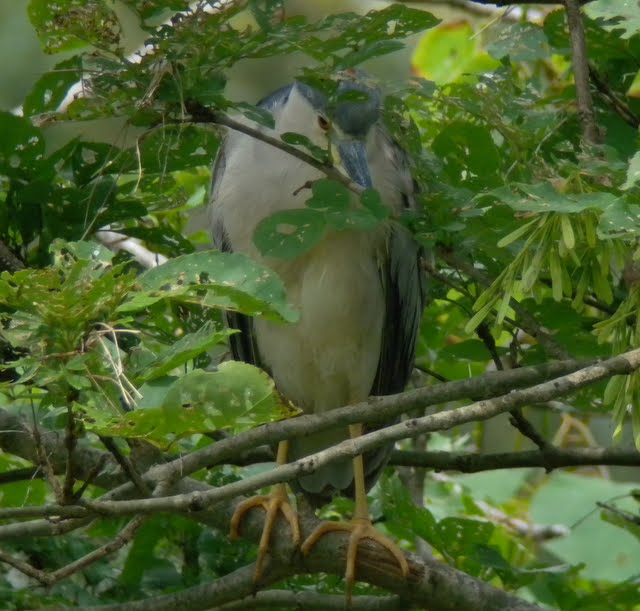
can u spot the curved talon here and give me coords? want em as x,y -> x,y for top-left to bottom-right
229,484 -> 300,582
301,518 -> 409,603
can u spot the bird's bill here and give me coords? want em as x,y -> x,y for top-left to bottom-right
336,141 -> 372,188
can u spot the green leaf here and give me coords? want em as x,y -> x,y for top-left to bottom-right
531,472 -> 640,581
254,208 -> 326,259
360,189 -> 390,220
497,217 -> 538,248
137,322 -> 233,383
487,23 -> 551,62
433,122 -> 501,189
128,250 -> 298,322
413,22 -> 500,84
598,198 -> 640,238
280,132 -> 329,163
83,362 -> 299,443
586,0 -> 640,40
23,56 -> 83,117
27,0 -> 122,53
134,125 -> 220,174
0,111 -> 45,175
622,151 -> 640,190
440,339 -> 494,361
305,179 -> 350,213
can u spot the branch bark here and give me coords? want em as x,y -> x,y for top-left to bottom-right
564,0 -> 600,145
390,446 -> 640,472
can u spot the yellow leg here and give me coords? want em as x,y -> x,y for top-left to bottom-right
230,440 -> 300,581
301,424 -> 409,603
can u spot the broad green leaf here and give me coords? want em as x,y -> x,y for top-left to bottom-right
27,0 -> 122,53
433,122 -> 501,189
83,362 -> 299,443
305,179 -> 350,213
440,339 -> 494,361
0,111 -> 45,175
621,151 -> 640,190
531,472 -> 640,581
134,125 -> 220,174
137,322 -> 233,383
585,0 -> 640,40
254,208 -> 326,259
126,250 -> 298,322
413,22 -> 500,85
437,516 -> 494,558
488,23 -> 551,62
360,189 -> 390,220
598,198 -> 640,238
23,56 -> 83,117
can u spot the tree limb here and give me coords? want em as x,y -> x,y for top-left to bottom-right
390,446 -> 640,472
564,0 -> 600,144
3,349 -> 637,521
216,590 -> 402,610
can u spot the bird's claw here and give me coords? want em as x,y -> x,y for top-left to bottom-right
230,484 -> 300,582
301,517 -> 409,603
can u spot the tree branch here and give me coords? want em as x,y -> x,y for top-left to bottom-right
564,0 -> 600,145
389,446 -> 640,472
589,62 -> 640,129
216,590 -> 402,610
3,349 -> 638,521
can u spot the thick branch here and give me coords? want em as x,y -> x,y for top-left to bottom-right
4,349 -> 637,521
390,446 -> 640,472
564,0 -> 600,144
217,590 -> 401,610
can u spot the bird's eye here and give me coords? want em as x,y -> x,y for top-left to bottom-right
317,115 -> 330,131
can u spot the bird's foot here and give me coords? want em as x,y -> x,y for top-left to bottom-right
230,483 -> 300,582
301,517 -> 409,603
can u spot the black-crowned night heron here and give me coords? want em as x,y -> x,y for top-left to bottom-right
209,70 -> 424,596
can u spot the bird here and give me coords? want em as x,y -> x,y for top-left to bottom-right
209,69 -> 424,598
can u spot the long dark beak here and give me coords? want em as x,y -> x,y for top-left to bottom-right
337,141 -> 372,188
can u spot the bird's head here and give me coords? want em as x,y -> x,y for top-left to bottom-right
265,70 -> 382,188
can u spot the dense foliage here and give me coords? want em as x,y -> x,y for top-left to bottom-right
0,1 -> 639,609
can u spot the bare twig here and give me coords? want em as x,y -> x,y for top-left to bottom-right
62,405 -> 77,503
30,407 -> 64,502
508,408 -> 550,451
99,436 -> 151,497
564,0 -> 600,144
589,62 -> 640,129
475,500 -> 570,541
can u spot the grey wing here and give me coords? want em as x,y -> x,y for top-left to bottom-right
371,225 -> 425,396
370,128 -> 425,395
360,131 -> 425,491
210,139 -> 263,368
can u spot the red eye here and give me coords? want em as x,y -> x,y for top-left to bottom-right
317,115 -> 330,131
